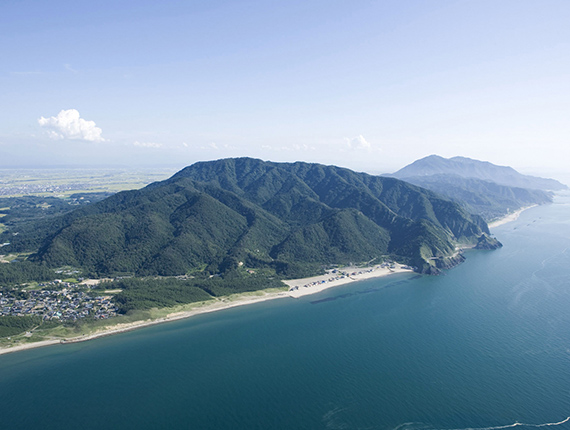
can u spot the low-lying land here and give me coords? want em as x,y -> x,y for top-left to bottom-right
0,168 -> 176,197
0,261 -> 413,355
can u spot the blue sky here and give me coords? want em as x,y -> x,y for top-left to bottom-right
1,0 -> 569,177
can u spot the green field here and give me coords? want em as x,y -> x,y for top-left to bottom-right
0,168 -> 178,198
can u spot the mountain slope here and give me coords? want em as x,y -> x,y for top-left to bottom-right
400,174 -> 553,221
31,158 -> 490,276
392,155 -> 567,191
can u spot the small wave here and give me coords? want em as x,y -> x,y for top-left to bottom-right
430,415 -> 570,430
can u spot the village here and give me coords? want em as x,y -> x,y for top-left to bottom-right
0,281 -> 119,321
0,182 -> 93,197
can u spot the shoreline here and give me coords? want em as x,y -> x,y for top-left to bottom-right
0,291 -> 289,356
0,263 -> 411,356
488,205 -> 537,228
284,263 -> 412,298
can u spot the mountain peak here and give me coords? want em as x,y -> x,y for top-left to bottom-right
393,155 -> 566,191
29,158 -> 489,277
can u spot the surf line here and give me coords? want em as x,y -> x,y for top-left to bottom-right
436,415 -> 570,430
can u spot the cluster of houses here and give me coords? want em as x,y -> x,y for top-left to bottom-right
0,283 -> 119,321
0,182 -> 90,196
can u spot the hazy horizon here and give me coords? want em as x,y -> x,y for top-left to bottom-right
2,1 -> 569,180
1,155 -> 569,188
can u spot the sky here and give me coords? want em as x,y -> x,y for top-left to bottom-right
1,0 -> 569,179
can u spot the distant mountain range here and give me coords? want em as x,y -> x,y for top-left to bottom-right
10,158 -> 493,277
390,155 -> 566,221
392,155 -> 567,191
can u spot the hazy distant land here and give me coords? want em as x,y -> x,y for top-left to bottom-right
0,167 -> 177,197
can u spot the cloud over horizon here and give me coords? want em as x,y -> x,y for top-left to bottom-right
346,135 -> 372,150
132,141 -> 162,148
38,109 -> 104,142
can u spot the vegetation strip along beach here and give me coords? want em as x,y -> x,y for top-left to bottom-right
0,263 -> 411,355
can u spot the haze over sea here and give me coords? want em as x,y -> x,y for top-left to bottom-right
1,194 -> 570,430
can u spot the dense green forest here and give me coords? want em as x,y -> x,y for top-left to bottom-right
5,158 -> 489,276
100,272 -> 286,313
0,261 -> 57,284
0,193 -> 112,252
0,160 -> 512,338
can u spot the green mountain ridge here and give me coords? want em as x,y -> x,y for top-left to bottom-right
20,158 -> 490,277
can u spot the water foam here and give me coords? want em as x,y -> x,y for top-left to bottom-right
392,417 -> 570,430
435,416 -> 570,430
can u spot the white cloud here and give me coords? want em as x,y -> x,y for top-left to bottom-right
133,141 -> 162,148
198,142 -> 237,150
346,135 -> 371,150
38,109 -> 104,142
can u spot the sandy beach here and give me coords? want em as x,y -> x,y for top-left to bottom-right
488,205 -> 537,228
284,263 -> 413,298
0,262 -> 413,356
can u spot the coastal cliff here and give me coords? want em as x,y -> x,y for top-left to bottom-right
474,234 -> 503,250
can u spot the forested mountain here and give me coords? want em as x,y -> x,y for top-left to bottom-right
19,158 -> 490,276
389,155 -> 564,221
392,155 -> 567,191
398,174 -> 552,221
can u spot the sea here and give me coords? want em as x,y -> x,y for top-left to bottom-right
1,193 -> 570,430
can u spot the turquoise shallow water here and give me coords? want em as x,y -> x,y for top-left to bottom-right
2,194 -> 570,430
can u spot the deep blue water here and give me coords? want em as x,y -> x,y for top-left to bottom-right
2,194 -> 570,430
